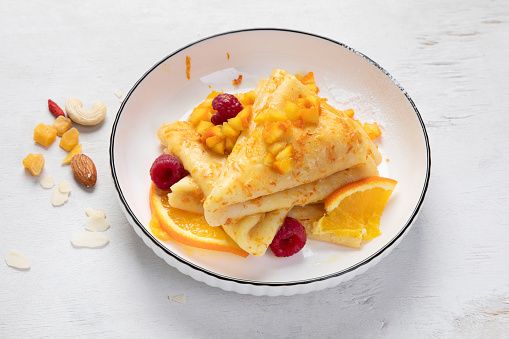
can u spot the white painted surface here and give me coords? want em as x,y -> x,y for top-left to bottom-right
1,0 -> 508,337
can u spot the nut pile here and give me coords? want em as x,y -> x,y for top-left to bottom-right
23,98 -> 104,187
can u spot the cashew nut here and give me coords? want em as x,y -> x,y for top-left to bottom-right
65,97 -> 107,126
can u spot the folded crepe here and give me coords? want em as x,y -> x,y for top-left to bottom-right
203,69 -> 381,226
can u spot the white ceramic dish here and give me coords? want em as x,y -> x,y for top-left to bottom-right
110,28 -> 430,296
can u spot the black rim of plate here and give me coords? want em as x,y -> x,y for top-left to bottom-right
109,28 -> 431,288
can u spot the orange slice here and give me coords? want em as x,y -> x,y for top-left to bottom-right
149,183 -> 248,257
312,176 -> 397,248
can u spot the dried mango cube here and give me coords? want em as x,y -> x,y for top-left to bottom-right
34,123 -> 57,147
52,116 -> 72,137
59,127 -> 79,151
23,153 -> 45,176
62,144 -> 82,164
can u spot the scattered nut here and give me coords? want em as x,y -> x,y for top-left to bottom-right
51,187 -> 69,206
85,208 -> 106,218
71,232 -> 109,248
58,180 -> 71,194
169,294 -> 186,304
5,250 -> 31,270
65,97 -> 107,126
39,175 -> 55,189
71,154 -> 97,187
85,216 -> 110,232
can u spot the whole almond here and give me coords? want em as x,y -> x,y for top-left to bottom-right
70,154 -> 97,187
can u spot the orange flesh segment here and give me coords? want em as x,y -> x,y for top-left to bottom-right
149,183 -> 248,257
319,187 -> 393,240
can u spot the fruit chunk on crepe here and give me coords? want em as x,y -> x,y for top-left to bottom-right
157,69 -> 383,256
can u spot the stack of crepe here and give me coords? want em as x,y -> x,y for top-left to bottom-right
157,69 -> 381,256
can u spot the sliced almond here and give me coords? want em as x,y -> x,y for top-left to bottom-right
39,175 -> 55,189
52,188 -> 69,206
85,216 -> 110,232
5,250 -> 31,270
169,294 -> 186,304
71,232 -> 109,248
85,208 -> 106,219
71,154 -> 97,187
58,180 -> 71,194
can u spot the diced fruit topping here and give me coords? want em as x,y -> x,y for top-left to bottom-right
296,72 -> 319,93
269,217 -> 307,257
343,109 -> 355,118
33,123 -> 57,147
23,153 -> 45,176
273,157 -> 295,175
254,108 -> 288,123
262,120 -> 291,144
150,154 -> 188,190
237,91 -> 256,106
195,120 -> 215,135
195,94 -> 253,155
210,93 -> 244,125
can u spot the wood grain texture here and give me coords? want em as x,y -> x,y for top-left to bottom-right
1,0 -> 509,337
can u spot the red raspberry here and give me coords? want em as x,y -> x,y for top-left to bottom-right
269,217 -> 307,257
150,154 -> 188,190
210,93 -> 243,125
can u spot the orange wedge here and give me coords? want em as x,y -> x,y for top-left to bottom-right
149,183 -> 248,257
312,176 -> 397,248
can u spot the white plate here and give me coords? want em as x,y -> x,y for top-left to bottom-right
109,29 -> 430,296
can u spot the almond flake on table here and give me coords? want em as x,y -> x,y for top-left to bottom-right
71,232 -> 109,248
169,294 -> 186,304
85,215 -> 110,232
39,175 -> 55,189
114,90 -> 122,98
51,187 -> 69,206
5,250 -> 31,270
85,208 -> 106,218
58,180 -> 71,194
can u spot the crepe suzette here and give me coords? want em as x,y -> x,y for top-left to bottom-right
158,69 -> 381,255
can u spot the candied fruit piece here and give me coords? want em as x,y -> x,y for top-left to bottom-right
263,153 -> 276,166
273,157 -> 295,175
363,122 -> 382,139
23,153 -> 45,176
196,120 -> 214,135
62,144 -> 82,164
285,101 -> 301,121
254,108 -> 288,124
52,116 -> 72,137
343,109 -> 355,118
150,154 -> 188,190
269,217 -> 306,257
262,120 -> 291,144
267,141 -> 287,156
189,107 -> 209,125
221,121 -> 240,138
34,123 -> 57,147
59,127 -> 79,151
211,93 -> 243,125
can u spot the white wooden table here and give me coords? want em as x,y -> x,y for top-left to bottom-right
2,1 -> 508,337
